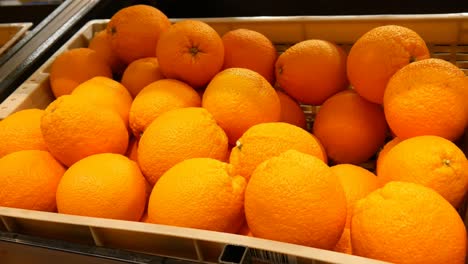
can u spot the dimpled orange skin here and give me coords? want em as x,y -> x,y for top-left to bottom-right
0,150 -> 65,212
313,90 -> 388,164
229,122 -> 327,180
276,91 -> 307,129
378,135 -> 468,208
331,164 -> 379,254
351,181 -> 466,264
376,137 -> 402,176
56,153 -> 147,221
106,5 -> 171,64
121,57 -> 165,98
347,25 -> 430,104
202,68 -> 281,145
245,150 -> 347,249
222,28 -> 277,84
41,95 -> 128,167
147,158 -> 246,233
72,76 -> 133,127
49,48 -> 112,98
275,39 -> 348,105
129,79 -> 201,137
138,107 -> 228,186
156,20 -> 224,88
0,109 -> 48,158
383,58 -> 468,141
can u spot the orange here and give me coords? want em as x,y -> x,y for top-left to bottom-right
222,28 -> 277,84
106,5 -> 171,64
377,135 -> 468,208
383,58 -> 468,141
238,221 -> 253,236
129,79 -> 201,137
347,25 -> 430,104
71,76 -> 133,127
147,158 -> 246,233
276,90 -> 306,129
56,153 -> 147,221
202,68 -> 280,144
138,107 -> 228,185
156,20 -> 224,88
376,137 -> 402,176
330,164 -> 379,254
88,30 -> 125,74
351,181 -> 466,264
41,95 -> 128,167
49,48 -> 112,98
0,109 -> 47,158
245,150 -> 347,249
121,57 -> 165,98
229,122 -> 326,180
313,90 -> 387,164
0,150 -> 65,211
275,40 -> 348,105
126,137 -> 139,163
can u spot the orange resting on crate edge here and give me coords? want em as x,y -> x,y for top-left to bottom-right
347,25 -> 430,104
56,153 -> 147,221
147,158 -> 246,233
351,181 -> 466,264
0,150 -> 65,212
245,150 -> 346,249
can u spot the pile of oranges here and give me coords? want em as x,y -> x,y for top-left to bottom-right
0,4 -> 467,264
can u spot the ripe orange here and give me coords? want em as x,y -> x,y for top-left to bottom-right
238,221 -> 253,236
330,164 -> 379,254
41,95 -> 128,167
138,107 -> 228,185
56,153 -> 147,221
156,20 -> 224,88
72,76 -> 133,127
275,40 -> 348,105
313,90 -> 387,164
147,158 -> 246,233
378,135 -> 468,208
221,28 -> 277,84
121,57 -> 165,98
0,109 -> 47,158
245,150 -> 347,249
202,68 -> 281,144
88,30 -> 125,74
0,150 -> 65,212
347,25 -> 430,104
376,137 -> 402,176
129,79 -> 201,137
351,181 -> 466,264
229,122 -> 326,180
384,58 -> 468,141
106,5 -> 171,64
49,48 -> 112,98
276,91 -> 306,129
